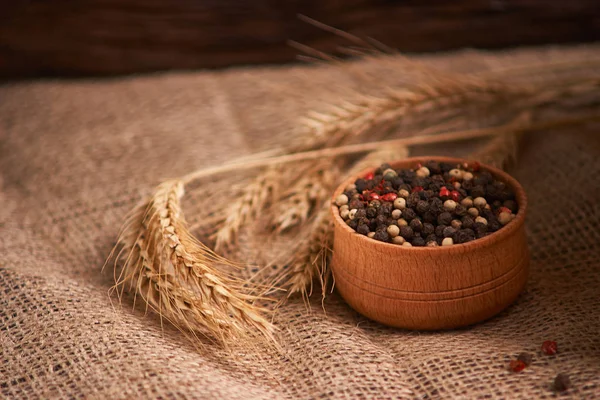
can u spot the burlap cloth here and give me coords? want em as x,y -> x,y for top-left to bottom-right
1,45 -> 600,399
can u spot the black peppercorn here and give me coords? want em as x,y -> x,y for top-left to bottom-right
378,203 -> 393,216
422,211 -> 436,223
488,219 -> 502,232
412,236 -> 426,247
400,226 -> 414,240
370,200 -> 382,209
422,222 -> 435,236
424,161 -> 442,175
357,224 -> 370,235
554,373 -> 571,392
402,208 -> 417,222
454,204 -> 467,217
442,226 -> 456,238
375,214 -> 388,227
357,217 -> 370,227
435,225 -> 447,238
461,179 -> 473,191
430,198 -> 445,215
461,215 -> 475,229
440,162 -> 454,172
425,234 -> 437,244
349,199 -> 364,210
413,177 -> 429,189
366,207 -> 377,218
391,177 -> 404,189
366,180 -> 377,190
347,219 -> 358,230
355,209 -> 367,220
438,212 -> 453,226
474,222 -> 488,235
399,169 -> 416,184
422,190 -> 435,200
454,229 -> 475,244
373,230 -> 390,242
407,192 -> 421,208
355,178 -> 368,193
471,185 -> 486,198
410,218 -> 423,232
416,200 -> 429,215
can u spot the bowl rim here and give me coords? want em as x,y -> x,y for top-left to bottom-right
330,156 -> 528,252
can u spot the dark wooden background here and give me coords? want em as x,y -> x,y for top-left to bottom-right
1,0 -> 599,78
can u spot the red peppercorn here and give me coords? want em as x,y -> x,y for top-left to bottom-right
471,161 -> 481,171
364,172 -> 374,180
542,340 -> 558,355
497,206 -> 512,215
450,191 -> 460,202
368,192 -> 380,201
509,359 -> 526,372
381,193 -> 398,202
439,187 -> 451,198
412,186 -> 424,193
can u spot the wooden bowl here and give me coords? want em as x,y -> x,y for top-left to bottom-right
330,156 -> 529,330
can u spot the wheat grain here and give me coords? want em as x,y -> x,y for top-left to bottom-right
110,180 -> 275,346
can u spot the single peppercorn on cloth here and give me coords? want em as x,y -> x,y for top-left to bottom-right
2,45 -> 600,399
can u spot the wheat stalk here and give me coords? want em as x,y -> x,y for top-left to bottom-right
109,180 -> 275,346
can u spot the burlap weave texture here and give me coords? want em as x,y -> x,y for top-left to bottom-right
1,45 -> 599,399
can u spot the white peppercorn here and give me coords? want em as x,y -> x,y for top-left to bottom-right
498,211 -> 512,225
392,236 -> 405,245
391,209 -> 402,219
462,171 -> 474,181
398,189 -> 410,199
367,232 -> 376,238
340,209 -> 350,219
394,197 -> 407,210
449,169 -> 463,180
387,225 -> 400,238
442,237 -> 454,246
461,196 -> 474,208
398,218 -> 408,226
475,216 -> 488,225
416,166 -> 430,177
444,199 -> 457,212
402,241 -> 412,247
348,209 -> 358,220
473,196 -> 487,208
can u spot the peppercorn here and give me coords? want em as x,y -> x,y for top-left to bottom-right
416,200 -> 429,215
340,209 -> 350,219
343,191 -> 356,200
378,202 -> 393,216
357,224 -> 370,235
335,194 -> 349,207
406,192 -> 420,209
392,236 -> 405,245
442,237 -> 454,246
475,216 -> 488,225
471,185 -> 486,198
400,226 -> 414,240
348,209 -> 358,220
391,209 -> 402,219
402,208 -> 417,222
424,161 -> 442,175
366,207 -> 377,219
453,204 -> 467,217
355,179 -> 368,193
348,199 -> 364,210
366,180 -> 377,190
517,352 -> 533,366
435,225 -> 447,238
399,169 -> 416,184
383,169 -> 398,181
498,211 -> 512,226
440,162 -> 454,172
443,226 -> 456,238
421,222 -> 435,236
468,207 -> 479,217
438,212 -> 453,226
453,229 -> 474,244
367,232 -> 376,238
410,218 -> 423,232
461,196 -> 473,208
375,214 -> 388,227
451,219 -> 462,230
398,218 -> 408,226
355,209 -> 367,220
347,219 -> 358,230
412,236 -> 426,247
370,200 -> 382,209
373,230 -> 389,242
488,219 -> 502,232
444,199 -> 457,212
474,222 -> 488,235
553,373 -> 571,392
387,224 -> 400,238
541,340 -> 558,355
509,360 -> 526,373
422,211 -> 436,223
461,215 -> 475,229
402,242 -> 413,247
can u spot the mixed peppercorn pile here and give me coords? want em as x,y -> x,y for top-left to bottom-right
334,160 -> 518,246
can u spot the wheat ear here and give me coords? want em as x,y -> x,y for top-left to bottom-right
213,167 -> 280,253
110,180 -> 275,346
